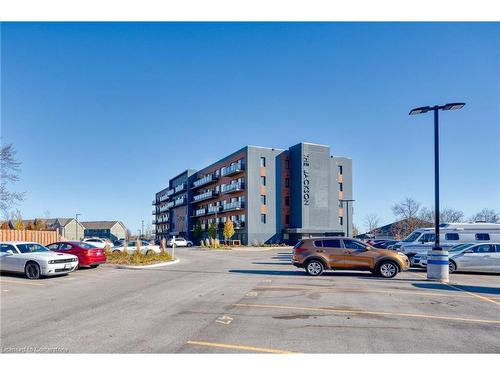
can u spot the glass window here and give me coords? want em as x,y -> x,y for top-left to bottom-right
343,240 -> 366,251
285,215 -> 290,225
59,243 -> 73,250
260,176 -> 266,186
314,240 -> 323,247
475,233 -> 490,241
285,196 -> 290,206
285,159 -> 290,169
17,243 -> 49,253
260,157 -> 266,167
472,244 -> 494,253
339,201 -> 343,208
338,165 -> 343,175
404,231 -> 422,242
260,214 -> 266,224
339,183 -> 343,192
285,178 -> 290,188
47,243 -> 60,250
0,244 -> 17,253
420,233 -> 436,242
260,195 -> 266,205
323,239 -> 342,248
445,233 -> 459,241
339,217 -> 343,226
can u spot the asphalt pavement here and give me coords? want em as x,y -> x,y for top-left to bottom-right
1,247 -> 499,353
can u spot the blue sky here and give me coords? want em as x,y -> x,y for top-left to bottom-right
1,22 -> 499,233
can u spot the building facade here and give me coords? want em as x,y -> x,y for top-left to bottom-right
153,142 -> 352,245
82,221 -> 128,242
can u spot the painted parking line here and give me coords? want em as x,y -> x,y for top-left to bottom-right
186,340 -> 298,354
233,303 -> 500,325
0,279 -> 44,286
253,285 -> 500,301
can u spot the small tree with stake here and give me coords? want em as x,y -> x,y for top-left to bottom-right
208,222 -> 217,242
193,223 -> 203,241
223,219 -> 235,245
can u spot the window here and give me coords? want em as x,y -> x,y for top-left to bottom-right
339,217 -> 343,225
47,243 -> 60,250
285,196 -> 290,206
285,159 -> 290,169
314,240 -> 323,247
17,243 -> 49,253
260,176 -> 266,186
419,233 -> 436,243
260,157 -> 266,167
339,183 -> 343,192
338,201 -> 343,208
475,233 -> 490,241
323,239 -> 342,248
338,165 -> 343,175
471,244 -> 494,253
59,243 -> 73,250
260,214 -> 267,224
343,240 -> 366,251
285,178 -> 290,188
260,195 -> 266,205
445,233 -> 459,241
285,215 -> 290,225
0,244 -> 17,253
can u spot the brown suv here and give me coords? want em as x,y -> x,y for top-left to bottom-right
292,237 -> 409,278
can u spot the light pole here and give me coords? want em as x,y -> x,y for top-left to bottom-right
141,220 -> 144,239
75,213 -> 81,241
339,199 -> 355,237
409,102 -> 465,282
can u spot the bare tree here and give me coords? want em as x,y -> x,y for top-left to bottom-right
363,213 -> 380,235
419,207 -> 464,223
1,144 -> 25,215
470,208 -> 500,223
392,197 -> 421,220
352,223 -> 360,237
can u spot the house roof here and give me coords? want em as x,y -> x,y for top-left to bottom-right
81,221 -> 126,230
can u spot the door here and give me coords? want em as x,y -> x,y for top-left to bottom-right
0,244 -> 19,272
321,239 -> 345,268
456,244 -> 495,272
342,239 -> 373,269
490,245 -> 500,273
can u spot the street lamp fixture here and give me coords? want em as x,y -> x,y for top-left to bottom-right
409,102 -> 465,282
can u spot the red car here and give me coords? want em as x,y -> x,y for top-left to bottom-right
47,241 -> 107,268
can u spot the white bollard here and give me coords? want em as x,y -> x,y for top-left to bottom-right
427,249 -> 449,282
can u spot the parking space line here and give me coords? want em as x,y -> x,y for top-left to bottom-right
186,340 -> 298,354
234,303 -> 500,324
0,279 -> 44,286
253,285 -> 500,300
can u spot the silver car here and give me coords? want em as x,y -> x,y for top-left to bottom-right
447,243 -> 500,273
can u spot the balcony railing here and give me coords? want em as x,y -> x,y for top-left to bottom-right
166,189 -> 175,197
208,205 -> 221,214
221,181 -> 244,194
193,190 -> 216,202
174,196 -> 186,207
157,216 -> 169,224
174,182 -> 186,194
195,208 -> 207,217
167,201 -> 175,209
222,201 -> 244,212
193,173 -> 219,189
221,161 -> 244,177
159,205 -> 169,213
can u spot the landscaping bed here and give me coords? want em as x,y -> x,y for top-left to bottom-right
106,250 -> 174,265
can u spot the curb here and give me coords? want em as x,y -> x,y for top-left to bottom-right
112,259 -> 180,269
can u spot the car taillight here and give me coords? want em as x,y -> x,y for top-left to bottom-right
294,247 -> 307,254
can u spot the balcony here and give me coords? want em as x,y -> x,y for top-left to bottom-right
174,182 -> 186,194
193,190 -> 217,203
221,161 -> 244,177
157,215 -> 169,224
166,189 -> 175,197
207,205 -> 221,214
152,209 -> 157,215
222,201 -> 244,212
166,201 -> 175,209
193,173 -> 219,189
159,204 -> 170,213
221,181 -> 244,194
195,208 -> 207,217
174,196 -> 186,207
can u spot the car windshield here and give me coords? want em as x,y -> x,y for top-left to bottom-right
403,231 -> 422,242
450,243 -> 474,253
17,243 -> 50,253
79,242 -> 98,249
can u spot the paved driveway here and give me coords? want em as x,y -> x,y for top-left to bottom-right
1,247 -> 499,353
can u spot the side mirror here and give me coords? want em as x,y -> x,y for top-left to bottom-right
365,246 -> 370,251
6,250 -> 14,254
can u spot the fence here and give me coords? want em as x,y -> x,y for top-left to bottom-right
0,229 -> 60,245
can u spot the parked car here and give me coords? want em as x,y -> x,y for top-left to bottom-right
111,240 -> 161,254
372,240 -> 399,249
82,238 -> 113,249
292,237 -> 409,278
47,241 -> 107,268
418,243 -> 500,273
0,241 -> 78,279
167,237 -> 193,247
413,243 -> 474,267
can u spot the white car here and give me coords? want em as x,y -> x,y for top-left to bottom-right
167,237 -> 193,247
111,240 -> 161,255
0,241 -> 79,279
82,238 -> 113,249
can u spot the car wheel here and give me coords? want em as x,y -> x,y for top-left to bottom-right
305,260 -> 324,276
146,250 -> 153,255
25,261 -> 41,280
449,261 -> 457,273
187,243 -> 192,247
90,265 -> 99,269
377,261 -> 398,278
113,250 -> 121,254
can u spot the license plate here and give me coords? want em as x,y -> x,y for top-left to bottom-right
64,263 -> 72,269
96,251 -> 102,255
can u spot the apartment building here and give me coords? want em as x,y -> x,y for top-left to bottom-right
153,142 -> 352,245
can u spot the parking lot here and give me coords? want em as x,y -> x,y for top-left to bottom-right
1,247 -> 499,353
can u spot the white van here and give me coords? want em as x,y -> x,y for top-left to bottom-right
396,223 -> 500,261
